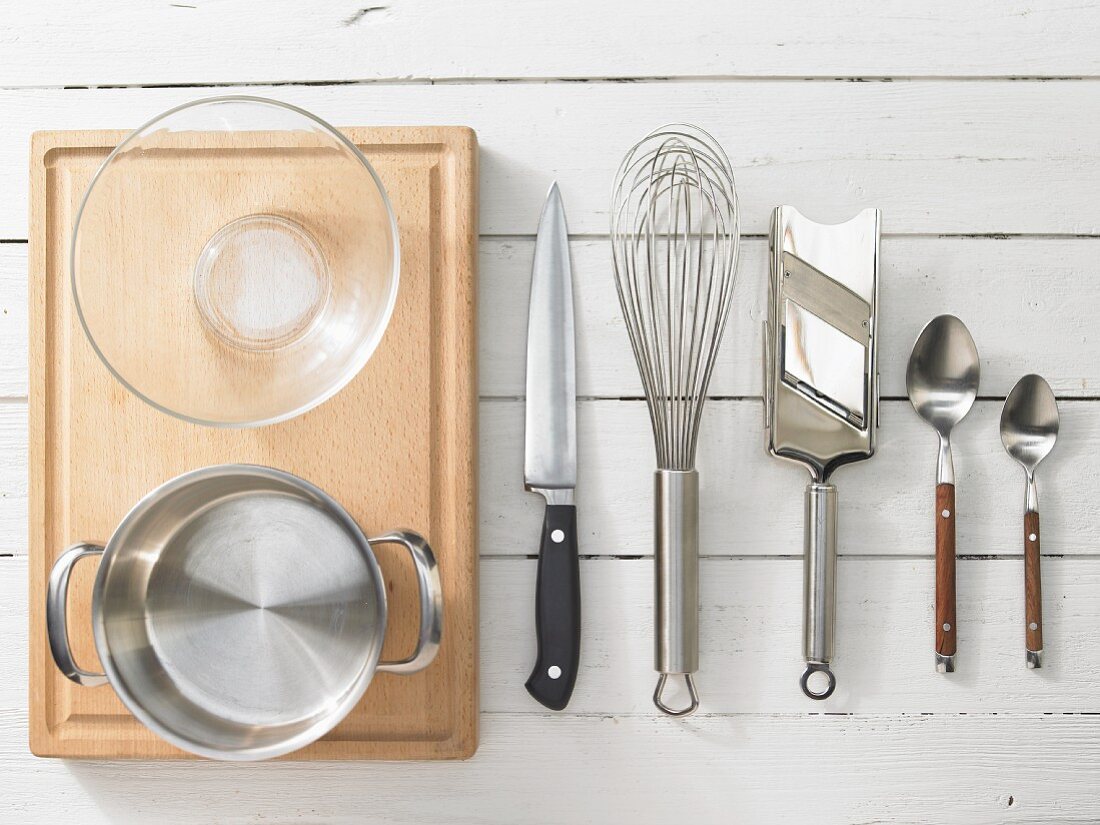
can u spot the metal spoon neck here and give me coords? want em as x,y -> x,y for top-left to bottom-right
1025,470 -> 1039,513
936,432 -> 955,486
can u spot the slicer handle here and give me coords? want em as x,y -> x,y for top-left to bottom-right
802,482 -> 837,700
935,483 -> 957,672
1025,510 -> 1043,668
526,504 -> 581,710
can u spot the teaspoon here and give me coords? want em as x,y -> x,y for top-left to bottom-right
1000,374 -> 1059,669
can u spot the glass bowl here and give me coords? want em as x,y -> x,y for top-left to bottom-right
71,96 -> 400,427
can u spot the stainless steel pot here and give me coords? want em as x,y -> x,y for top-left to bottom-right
46,464 -> 442,761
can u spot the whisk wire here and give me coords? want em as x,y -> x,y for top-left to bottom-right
610,124 -> 740,471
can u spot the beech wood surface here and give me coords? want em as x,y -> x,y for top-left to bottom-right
27,127 -> 479,760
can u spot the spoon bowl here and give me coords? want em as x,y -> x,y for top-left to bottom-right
906,315 -> 981,435
1001,374 -> 1059,474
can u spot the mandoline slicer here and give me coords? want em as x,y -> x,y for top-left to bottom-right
764,205 -> 881,700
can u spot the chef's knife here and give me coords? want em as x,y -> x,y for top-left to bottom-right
524,182 -> 580,710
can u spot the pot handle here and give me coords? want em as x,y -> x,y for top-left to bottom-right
369,530 -> 443,675
46,543 -> 108,687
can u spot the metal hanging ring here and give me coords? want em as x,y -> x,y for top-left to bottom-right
799,663 -> 836,700
653,672 -> 700,717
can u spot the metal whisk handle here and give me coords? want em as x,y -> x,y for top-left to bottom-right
654,469 -> 700,716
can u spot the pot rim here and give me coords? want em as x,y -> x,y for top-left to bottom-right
90,463 -> 389,760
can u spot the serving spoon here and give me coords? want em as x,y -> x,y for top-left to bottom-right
906,315 -> 980,673
1000,374 -> 1059,669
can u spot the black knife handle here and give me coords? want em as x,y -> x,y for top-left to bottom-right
525,503 -> 580,710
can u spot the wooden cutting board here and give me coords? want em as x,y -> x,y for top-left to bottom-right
27,126 -> 478,759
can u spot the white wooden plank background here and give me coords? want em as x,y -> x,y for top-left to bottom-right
3,82 -> 1100,238
3,1 -> 1098,85
4,2 -> 1100,822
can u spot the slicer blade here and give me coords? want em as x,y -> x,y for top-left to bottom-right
765,206 -> 881,480
783,298 -> 867,427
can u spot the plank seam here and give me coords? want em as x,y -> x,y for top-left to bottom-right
6,394 -> 1100,403
5,553 -> 1100,562
10,233 -> 1100,244
0,75 -> 1094,92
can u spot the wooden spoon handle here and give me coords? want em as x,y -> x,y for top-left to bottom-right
1025,510 -> 1043,668
935,483 -> 957,670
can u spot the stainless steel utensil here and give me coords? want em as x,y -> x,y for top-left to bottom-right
46,464 -> 443,760
611,124 -> 740,717
1000,374 -> 1059,669
764,205 -> 881,700
906,315 -> 980,673
524,182 -> 580,710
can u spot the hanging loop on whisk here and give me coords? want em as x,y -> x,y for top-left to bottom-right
653,672 -> 699,717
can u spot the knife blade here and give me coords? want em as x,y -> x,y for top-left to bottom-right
523,181 -> 580,710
